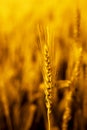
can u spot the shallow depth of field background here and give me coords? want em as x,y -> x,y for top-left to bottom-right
0,0 -> 87,130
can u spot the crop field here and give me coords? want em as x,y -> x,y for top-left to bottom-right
0,0 -> 87,130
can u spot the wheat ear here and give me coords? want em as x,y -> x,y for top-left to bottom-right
43,43 -> 52,130
37,24 -> 53,130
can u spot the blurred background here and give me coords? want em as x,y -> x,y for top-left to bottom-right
0,0 -> 87,130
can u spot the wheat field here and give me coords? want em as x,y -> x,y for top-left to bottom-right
0,0 -> 87,130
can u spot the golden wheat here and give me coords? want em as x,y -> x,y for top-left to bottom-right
37,24 -> 53,130
43,43 -> 52,130
62,7 -> 82,130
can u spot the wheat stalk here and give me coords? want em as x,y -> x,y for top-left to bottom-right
62,7 -> 82,130
62,47 -> 82,130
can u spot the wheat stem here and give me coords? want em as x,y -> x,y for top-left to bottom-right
62,7 -> 82,130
